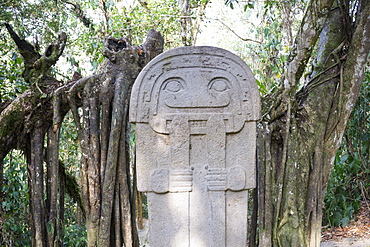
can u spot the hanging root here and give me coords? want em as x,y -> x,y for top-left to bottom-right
67,75 -> 96,147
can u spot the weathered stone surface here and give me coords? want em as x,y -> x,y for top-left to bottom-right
130,46 -> 260,246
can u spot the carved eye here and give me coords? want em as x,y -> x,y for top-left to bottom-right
209,78 -> 229,92
164,79 -> 183,92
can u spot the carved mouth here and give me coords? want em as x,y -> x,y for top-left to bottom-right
164,92 -> 230,108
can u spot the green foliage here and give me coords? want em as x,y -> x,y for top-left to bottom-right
0,0 -> 191,78
0,0 -> 192,244
252,17 -> 287,95
58,113 -> 87,245
0,29 -> 28,101
324,152 -> 361,226
324,71 -> 370,227
0,46 -> 28,100
223,0 -> 305,95
63,192 -> 87,247
59,113 -> 80,169
224,0 -> 238,9
225,0 -> 255,10
107,0 -> 186,48
63,224 -> 87,247
1,151 -> 31,246
141,193 -> 149,219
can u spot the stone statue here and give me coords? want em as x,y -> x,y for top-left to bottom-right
130,46 -> 260,246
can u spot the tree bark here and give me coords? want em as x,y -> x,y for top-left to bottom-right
2,23 -> 163,246
178,0 -> 210,46
46,127 -> 61,246
1,23 -> 68,247
256,0 -> 370,246
66,30 -> 164,246
27,121 -> 48,247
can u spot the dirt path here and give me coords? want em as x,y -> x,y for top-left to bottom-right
321,202 -> 370,247
321,238 -> 370,247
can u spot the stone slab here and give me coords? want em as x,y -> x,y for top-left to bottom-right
130,46 -> 260,247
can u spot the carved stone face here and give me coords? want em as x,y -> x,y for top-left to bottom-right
160,68 -> 231,109
130,46 -> 260,134
147,67 -> 248,134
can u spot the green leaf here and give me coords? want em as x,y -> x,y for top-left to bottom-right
340,216 -> 350,227
15,57 -> 23,64
46,221 -> 55,235
339,154 -> 348,163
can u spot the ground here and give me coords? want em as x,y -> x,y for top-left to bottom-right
321,201 -> 370,247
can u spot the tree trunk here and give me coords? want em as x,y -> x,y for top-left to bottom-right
179,0 -> 191,46
256,0 -> 370,246
2,24 -> 164,246
66,30 -> 164,246
46,127 -> 61,246
27,121 -> 48,247
178,0 -> 210,46
1,24 -> 70,247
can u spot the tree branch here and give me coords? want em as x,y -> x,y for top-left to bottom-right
283,0 -> 335,92
60,0 -> 94,29
137,29 -> 165,64
328,0 -> 370,144
37,32 -> 67,70
191,1 -> 210,45
99,0 -> 110,32
5,23 -> 67,88
137,0 -> 151,14
261,0 -> 337,123
3,23 -> 40,63
208,18 -> 262,44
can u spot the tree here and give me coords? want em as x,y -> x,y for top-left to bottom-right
253,0 -> 370,246
178,0 -> 210,46
1,23 -> 164,247
324,73 -> 370,227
